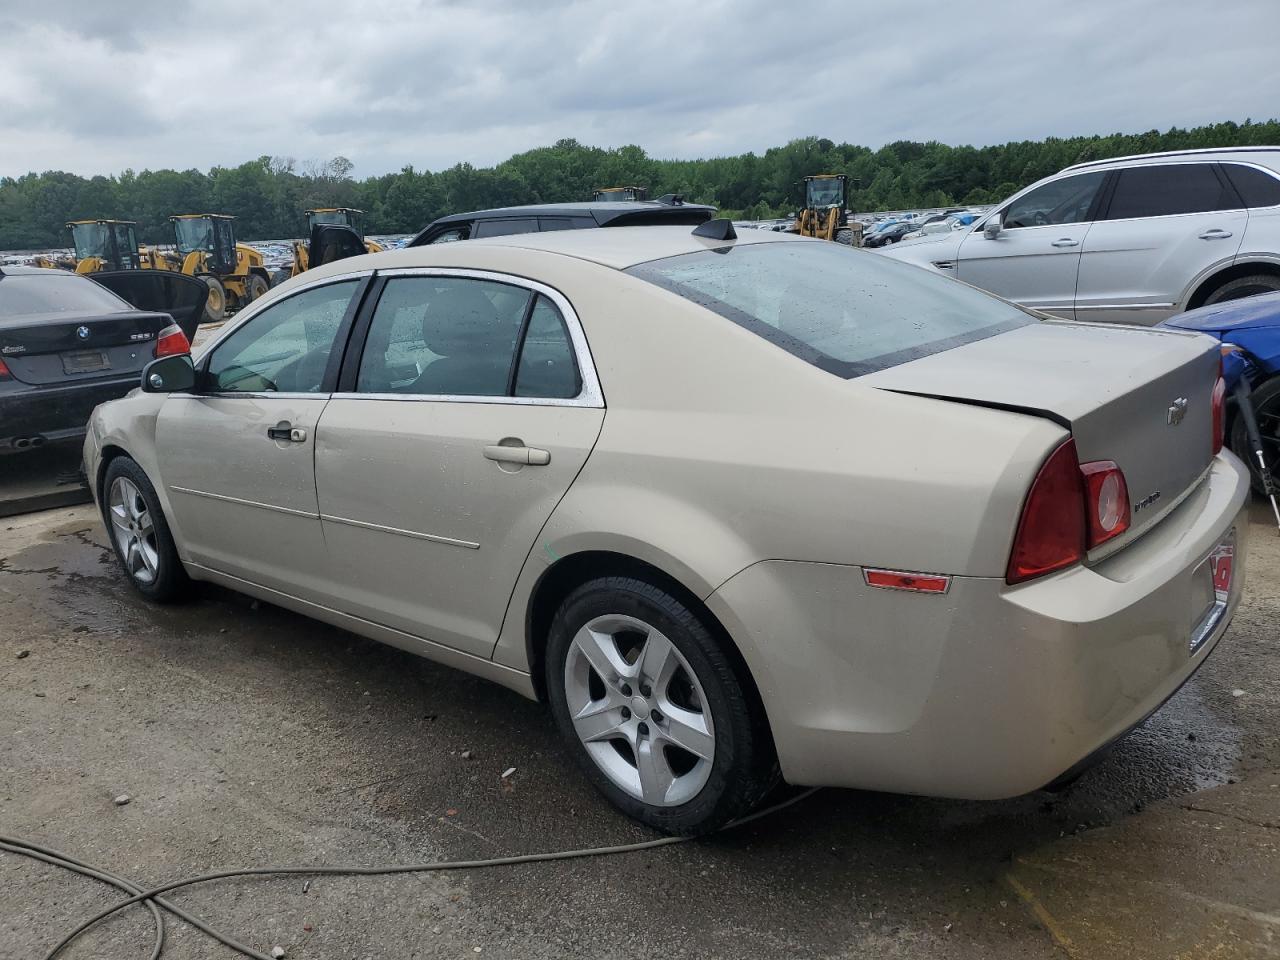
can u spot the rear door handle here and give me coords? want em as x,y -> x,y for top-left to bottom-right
484,444 -> 551,466
1050,238 -> 1079,248
1199,229 -> 1233,240
267,422 -> 307,443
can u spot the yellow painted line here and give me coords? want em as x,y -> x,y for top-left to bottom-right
1005,873 -> 1080,959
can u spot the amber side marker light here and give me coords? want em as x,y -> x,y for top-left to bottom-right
864,569 -> 951,594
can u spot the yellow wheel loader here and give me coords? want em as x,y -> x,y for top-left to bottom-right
65,219 -> 143,273
789,175 -> 862,246
145,214 -> 272,323
592,186 -> 648,202
285,208 -> 384,279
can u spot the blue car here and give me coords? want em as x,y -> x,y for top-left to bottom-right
1162,291 -> 1280,490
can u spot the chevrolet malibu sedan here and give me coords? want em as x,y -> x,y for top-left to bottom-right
84,224 -> 1249,834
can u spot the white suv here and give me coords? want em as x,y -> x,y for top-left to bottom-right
879,148 -> 1280,324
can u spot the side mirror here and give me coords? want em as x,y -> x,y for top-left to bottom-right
141,354 -> 196,393
983,217 -> 1003,240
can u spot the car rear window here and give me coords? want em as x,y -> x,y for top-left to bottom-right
626,241 -> 1031,377
0,272 -> 130,317
1221,163 -> 1280,208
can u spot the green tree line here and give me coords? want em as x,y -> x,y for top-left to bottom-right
3,120 -> 1278,250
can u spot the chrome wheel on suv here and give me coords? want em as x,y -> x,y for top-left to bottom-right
108,476 -> 159,586
564,613 -> 715,807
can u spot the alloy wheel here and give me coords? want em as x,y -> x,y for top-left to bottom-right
563,614 -> 715,807
108,477 -> 160,586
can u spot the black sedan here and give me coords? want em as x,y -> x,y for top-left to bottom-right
861,221 -> 917,248
0,266 -> 189,466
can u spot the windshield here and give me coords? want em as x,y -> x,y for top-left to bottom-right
174,218 -> 215,255
626,241 -> 1031,377
806,179 -> 843,208
70,223 -> 109,260
308,209 -> 358,229
0,273 -> 130,317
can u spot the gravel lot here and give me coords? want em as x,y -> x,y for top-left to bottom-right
1,499 -> 1278,959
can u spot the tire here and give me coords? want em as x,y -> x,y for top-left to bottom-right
835,228 -> 854,246
102,457 -> 190,603
1203,273 -> 1280,307
545,576 -> 777,835
198,274 -> 227,323
246,273 -> 270,302
1230,374 -> 1280,495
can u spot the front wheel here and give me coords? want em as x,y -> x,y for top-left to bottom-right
246,273 -> 270,301
198,274 -> 227,323
1230,374 -> 1280,494
546,576 -> 776,835
102,457 -> 190,602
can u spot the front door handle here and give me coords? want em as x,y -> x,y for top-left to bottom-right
267,422 -> 307,443
1199,229 -> 1233,240
1051,238 -> 1079,248
484,443 -> 551,466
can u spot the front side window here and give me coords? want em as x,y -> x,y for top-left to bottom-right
1103,163 -> 1238,219
206,280 -> 358,393
628,241 -> 1030,378
1003,172 -> 1105,229
427,227 -> 469,244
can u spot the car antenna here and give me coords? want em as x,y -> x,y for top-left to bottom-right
692,219 -> 736,241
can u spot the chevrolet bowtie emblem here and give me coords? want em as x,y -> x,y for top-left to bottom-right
1167,397 -> 1188,426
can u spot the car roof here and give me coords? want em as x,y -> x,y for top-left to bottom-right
1061,146 -> 1280,173
427,200 -> 714,224
0,265 -> 59,276
301,224 -> 811,283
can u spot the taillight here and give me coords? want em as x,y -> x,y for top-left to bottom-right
1211,357 -> 1226,457
154,323 -> 190,358
0,356 -> 10,380
1080,460 -> 1130,548
1006,440 -> 1086,584
1007,440 -> 1134,585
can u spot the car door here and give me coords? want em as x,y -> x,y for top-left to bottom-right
956,170 -> 1107,318
1075,163 -> 1247,325
313,271 -> 605,659
154,275 -> 367,596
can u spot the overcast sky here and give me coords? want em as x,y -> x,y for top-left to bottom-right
2,0 -> 1277,180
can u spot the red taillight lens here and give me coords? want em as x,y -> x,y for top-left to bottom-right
1211,361 -> 1226,457
154,323 -> 190,358
0,356 -> 10,380
1006,439 -> 1086,585
1080,460 -> 1130,548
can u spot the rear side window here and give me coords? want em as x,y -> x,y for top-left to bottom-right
1103,164 -> 1238,219
472,218 -> 539,239
627,241 -> 1031,378
1221,163 -> 1280,208
514,296 -> 580,398
0,273 -> 130,316
538,217 -> 597,231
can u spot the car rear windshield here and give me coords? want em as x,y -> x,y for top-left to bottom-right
626,241 -> 1032,377
0,273 -> 130,318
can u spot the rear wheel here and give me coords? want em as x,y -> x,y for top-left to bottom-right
1230,374 -> 1280,494
546,576 -> 776,835
1204,273 -> 1280,307
246,273 -> 270,302
836,228 -> 854,245
102,457 -> 189,602
198,275 -> 227,323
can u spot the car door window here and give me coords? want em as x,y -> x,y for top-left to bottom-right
206,280 -> 358,393
427,226 -> 470,244
355,277 -> 529,396
1102,164 -> 1238,219
1003,172 -> 1105,228
514,296 -> 581,398
471,218 -> 539,239
1221,163 -> 1280,208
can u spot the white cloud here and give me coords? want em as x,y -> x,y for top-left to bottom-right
1,0 -> 1277,178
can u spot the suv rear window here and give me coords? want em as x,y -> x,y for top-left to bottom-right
627,241 -> 1031,378
0,273 -> 130,317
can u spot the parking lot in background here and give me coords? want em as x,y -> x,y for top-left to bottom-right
2,499 -> 1277,960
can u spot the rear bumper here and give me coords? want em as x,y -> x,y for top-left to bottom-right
0,377 -> 139,453
706,453 -> 1251,799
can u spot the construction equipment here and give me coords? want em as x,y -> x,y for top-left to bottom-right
592,186 -> 648,202
148,215 -> 272,322
789,175 -> 862,246
286,208 -> 384,279
65,220 -> 143,273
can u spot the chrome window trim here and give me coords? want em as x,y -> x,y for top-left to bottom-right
343,266 -> 605,409
192,270 -> 373,360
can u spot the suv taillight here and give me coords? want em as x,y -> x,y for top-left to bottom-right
1211,357 -> 1226,457
0,357 -> 10,380
154,323 -> 190,358
1007,440 -> 1132,585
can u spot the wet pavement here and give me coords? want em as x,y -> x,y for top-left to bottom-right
1,501 -> 1278,959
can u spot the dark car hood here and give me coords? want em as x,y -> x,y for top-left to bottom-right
1162,290 -> 1280,334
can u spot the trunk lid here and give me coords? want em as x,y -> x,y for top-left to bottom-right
862,320 -> 1220,546
0,310 -> 172,385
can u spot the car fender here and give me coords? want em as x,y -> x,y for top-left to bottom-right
1180,252 -> 1280,310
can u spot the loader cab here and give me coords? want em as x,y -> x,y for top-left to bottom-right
804,175 -> 847,211
171,214 -> 238,275
305,207 -> 365,238
592,186 -> 648,202
66,219 -> 141,271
